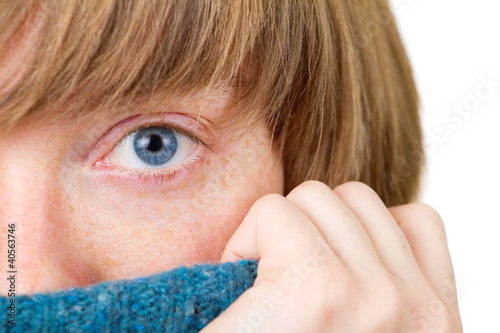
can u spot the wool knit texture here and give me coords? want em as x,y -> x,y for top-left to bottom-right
1,259 -> 258,332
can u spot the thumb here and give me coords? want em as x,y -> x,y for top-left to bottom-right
201,194 -> 332,332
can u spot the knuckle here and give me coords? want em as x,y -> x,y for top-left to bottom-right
290,264 -> 354,327
410,299 -> 455,332
333,181 -> 377,199
401,202 -> 447,235
435,313 -> 455,332
251,193 -> 287,211
426,300 -> 455,332
373,282 -> 404,330
313,268 -> 355,318
406,202 -> 441,219
250,194 -> 296,228
288,180 -> 332,199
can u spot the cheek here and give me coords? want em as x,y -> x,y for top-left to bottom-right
62,190 -> 258,282
62,177 -> 281,282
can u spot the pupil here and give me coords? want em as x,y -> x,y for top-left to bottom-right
147,135 -> 163,152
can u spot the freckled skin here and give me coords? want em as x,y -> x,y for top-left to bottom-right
0,103 -> 284,295
0,13 -> 284,295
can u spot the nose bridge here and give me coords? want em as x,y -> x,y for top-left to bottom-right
0,128 -> 83,295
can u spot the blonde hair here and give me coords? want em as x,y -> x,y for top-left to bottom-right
0,0 -> 423,206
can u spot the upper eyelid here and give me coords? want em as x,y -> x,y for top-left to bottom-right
122,121 -> 214,153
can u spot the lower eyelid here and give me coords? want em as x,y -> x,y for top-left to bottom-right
122,152 -> 207,185
92,147 -> 209,186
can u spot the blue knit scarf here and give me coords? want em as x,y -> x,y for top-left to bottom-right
1,259 -> 258,332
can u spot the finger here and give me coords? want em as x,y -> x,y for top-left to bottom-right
333,182 -> 421,279
285,180 -> 386,274
389,203 -> 461,322
203,193 -> 343,332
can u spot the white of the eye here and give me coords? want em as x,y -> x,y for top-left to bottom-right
106,130 -> 198,170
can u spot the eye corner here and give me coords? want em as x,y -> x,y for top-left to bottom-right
92,158 -> 109,168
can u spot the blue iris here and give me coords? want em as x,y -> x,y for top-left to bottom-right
133,127 -> 178,165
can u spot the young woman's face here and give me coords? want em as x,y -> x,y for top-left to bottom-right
0,88 -> 285,295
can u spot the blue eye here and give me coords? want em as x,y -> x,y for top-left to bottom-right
105,125 -> 199,170
133,127 -> 178,166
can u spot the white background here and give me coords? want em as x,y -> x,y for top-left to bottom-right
392,1 -> 500,331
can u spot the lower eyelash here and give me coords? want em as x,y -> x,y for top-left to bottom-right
122,153 -> 207,185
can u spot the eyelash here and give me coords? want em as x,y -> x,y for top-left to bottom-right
120,120 -> 213,150
95,119 -> 215,184
125,153 -> 208,184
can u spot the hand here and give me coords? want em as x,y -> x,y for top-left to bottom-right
200,181 -> 463,332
